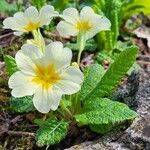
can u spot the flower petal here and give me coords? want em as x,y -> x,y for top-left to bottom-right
24,6 -> 39,22
15,50 -> 36,75
61,66 -> 84,84
3,6 -> 58,33
85,16 -> 111,40
13,12 -> 28,26
3,17 -> 22,31
39,5 -> 58,25
80,6 -> 95,20
57,21 -> 78,37
55,80 -> 81,95
33,87 -> 62,113
62,7 -> 79,24
55,66 -> 84,95
14,31 -> 24,36
8,71 -> 38,97
21,44 -> 43,60
44,42 -> 72,70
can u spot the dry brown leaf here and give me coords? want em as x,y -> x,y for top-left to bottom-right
134,26 -> 150,48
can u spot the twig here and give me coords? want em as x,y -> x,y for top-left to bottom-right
10,115 -> 21,124
7,130 -> 35,137
0,32 -> 13,40
46,145 -> 50,150
137,60 -> 150,65
138,55 -> 150,61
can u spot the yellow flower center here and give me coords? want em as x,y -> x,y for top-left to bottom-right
75,20 -> 92,32
32,64 -> 61,90
24,21 -> 40,32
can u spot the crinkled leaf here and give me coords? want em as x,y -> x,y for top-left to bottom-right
36,119 -> 68,146
65,39 -> 97,52
31,0 -> 46,9
4,55 -> 18,76
90,123 -> 114,134
127,62 -> 140,75
95,0 -> 122,51
0,0 -> 17,14
80,64 -> 105,101
75,98 -> 137,125
62,97 -> 72,108
84,46 -> 138,101
96,51 -> 113,64
51,0 -> 70,11
134,26 -> 150,48
34,119 -> 46,127
122,0 -> 150,18
10,96 -> 35,113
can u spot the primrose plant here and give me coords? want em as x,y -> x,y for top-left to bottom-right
3,5 -> 138,147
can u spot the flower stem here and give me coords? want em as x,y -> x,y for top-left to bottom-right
75,0 -> 80,9
77,32 -> 86,65
74,93 -> 81,114
42,114 -> 47,120
31,30 -> 38,40
31,29 -> 45,52
60,100 -> 73,119
77,50 -> 82,66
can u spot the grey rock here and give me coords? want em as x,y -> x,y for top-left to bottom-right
112,71 -> 140,108
66,69 -> 150,150
120,70 -> 150,150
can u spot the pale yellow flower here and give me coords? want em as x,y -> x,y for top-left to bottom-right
57,6 -> 111,40
3,5 -> 58,35
8,42 -> 84,113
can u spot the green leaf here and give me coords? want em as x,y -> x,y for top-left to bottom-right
95,0 -> 122,51
80,64 -> 105,101
127,62 -> 140,75
34,119 -> 46,126
36,119 -> 68,146
90,123 -> 114,134
122,0 -> 150,18
10,96 -> 35,113
83,46 -> 138,101
62,97 -> 72,108
0,0 -> 17,14
4,55 -> 18,76
31,0 -> 46,10
96,51 -> 113,64
65,39 -> 97,52
51,0 -> 70,11
75,98 -> 137,125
